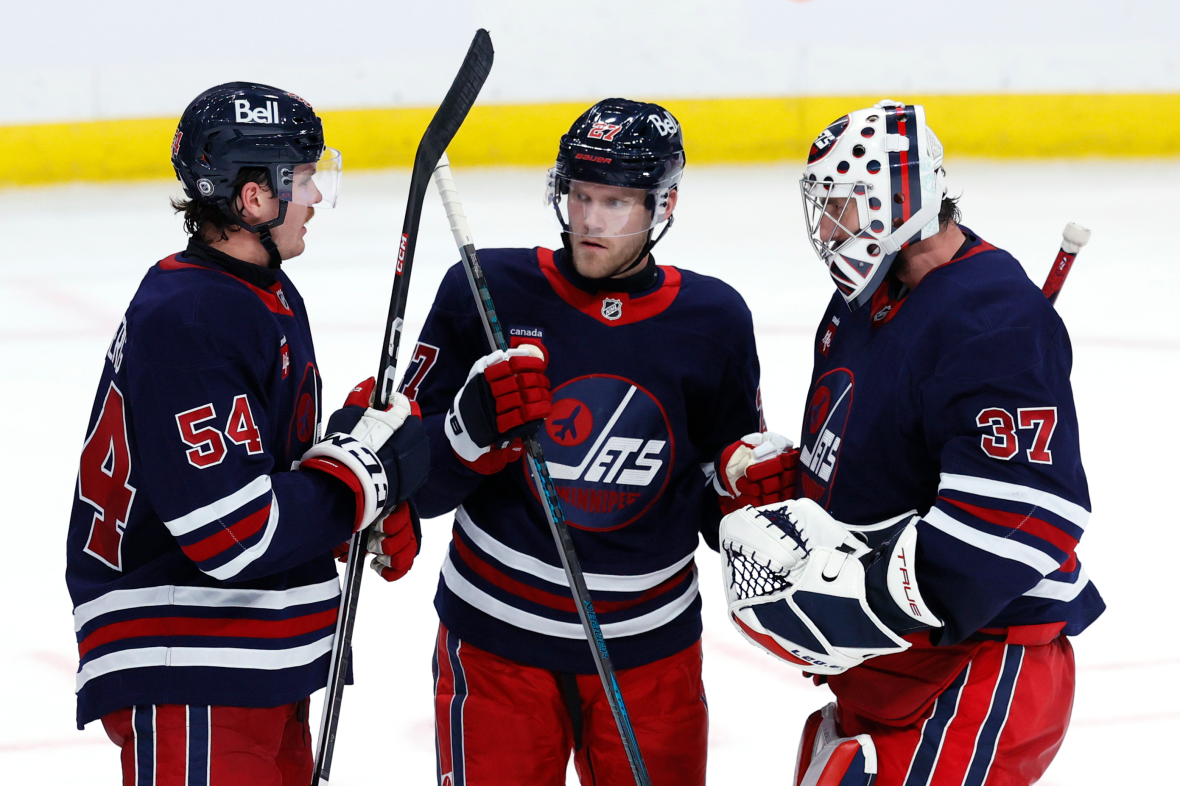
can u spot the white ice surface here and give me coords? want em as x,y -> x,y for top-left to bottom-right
0,161 -> 1176,784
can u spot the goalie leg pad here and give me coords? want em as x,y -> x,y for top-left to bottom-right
795,703 -> 877,786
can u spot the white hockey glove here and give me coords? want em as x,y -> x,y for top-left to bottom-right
301,378 -> 430,532
719,498 -> 942,674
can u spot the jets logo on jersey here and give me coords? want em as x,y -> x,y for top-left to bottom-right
536,375 -> 673,531
798,368 -> 853,507
547,398 -> 593,446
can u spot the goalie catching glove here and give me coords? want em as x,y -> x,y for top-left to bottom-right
445,342 -> 552,474
301,377 -> 430,531
714,431 -> 800,514
719,498 -> 943,674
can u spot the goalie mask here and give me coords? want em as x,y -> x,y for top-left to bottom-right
801,100 -> 947,311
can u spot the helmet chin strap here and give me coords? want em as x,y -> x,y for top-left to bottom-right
222,199 -> 288,269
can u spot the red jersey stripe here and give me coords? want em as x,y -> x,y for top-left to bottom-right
941,497 -> 1078,559
180,504 -> 271,564
452,533 -> 692,615
78,608 -> 338,658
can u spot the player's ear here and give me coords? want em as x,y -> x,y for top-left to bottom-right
665,187 -> 678,220
237,181 -> 268,222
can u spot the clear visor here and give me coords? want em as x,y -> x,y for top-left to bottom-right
281,147 -> 342,208
800,179 -> 872,260
544,171 -> 671,238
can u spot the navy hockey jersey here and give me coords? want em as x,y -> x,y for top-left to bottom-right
403,247 -> 762,673
797,229 -> 1104,652
66,241 -> 356,728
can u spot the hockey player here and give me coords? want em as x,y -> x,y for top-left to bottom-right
718,101 -> 1105,786
66,83 -> 430,785
401,99 -> 793,785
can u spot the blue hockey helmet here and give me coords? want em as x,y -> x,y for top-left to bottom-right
546,98 -> 685,242
171,83 -> 341,262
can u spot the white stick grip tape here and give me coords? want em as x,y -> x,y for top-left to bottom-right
1061,222 -> 1091,254
433,152 -> 474,249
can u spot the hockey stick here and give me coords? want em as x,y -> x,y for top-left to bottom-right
1042,222 -> 1090,305
431,153 -> 654,786
312,31 -> 493,786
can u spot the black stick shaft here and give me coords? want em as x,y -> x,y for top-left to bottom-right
432,154 -> 652,786
312,31 -> 493,786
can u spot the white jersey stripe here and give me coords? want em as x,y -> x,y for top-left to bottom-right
440,553 -> 699,639
73,577 -> 341,632
938,473 -> 1089,531
76,633 -> 334,692
1023,568 -> 1091,602
924,508 -> 1062,575
203,495 -> 281,580
164,475 -> 272,536
454,506 -> 695,592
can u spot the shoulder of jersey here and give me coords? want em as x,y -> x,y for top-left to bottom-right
439,247 -> 550,302
667,266 -> 752,322
924,238 -> 1061,329
130,256 -> 282,354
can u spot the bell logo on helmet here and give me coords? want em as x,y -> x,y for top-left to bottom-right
648,112 -> 679,137
196,178 -> 214,196
233,99 -> 280,125
601,298 -> 622,321
587,122 -> 622,141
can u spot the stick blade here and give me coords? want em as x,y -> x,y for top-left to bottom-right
414,29 -> 494,174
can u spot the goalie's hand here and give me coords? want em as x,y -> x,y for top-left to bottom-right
445,342 -> 552,474
714,431 -> 800,514
719,499 -> 941,674
301,378 -> 430,531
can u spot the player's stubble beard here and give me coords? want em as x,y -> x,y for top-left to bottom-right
568,230 -> 648,280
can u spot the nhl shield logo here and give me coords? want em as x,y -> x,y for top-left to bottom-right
601,298 -> 623,321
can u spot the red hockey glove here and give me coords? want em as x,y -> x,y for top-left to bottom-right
330,501 -> 421,581
365,501 -> 422,581
715,431 -> 800,514
302,378 -> 429,531
444,342 -> 552,474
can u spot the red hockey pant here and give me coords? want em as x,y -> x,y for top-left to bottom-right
432,625 -> 708,785
101,700 -> 312,786
836,637 -> 1075,786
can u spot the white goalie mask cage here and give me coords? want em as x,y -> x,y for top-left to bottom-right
800,101 -> 947,311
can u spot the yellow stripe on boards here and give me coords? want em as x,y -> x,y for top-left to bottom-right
1,94 -> 1177,187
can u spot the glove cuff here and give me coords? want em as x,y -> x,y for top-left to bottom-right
301,433 -> 388,530
863,516 -> 944,633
